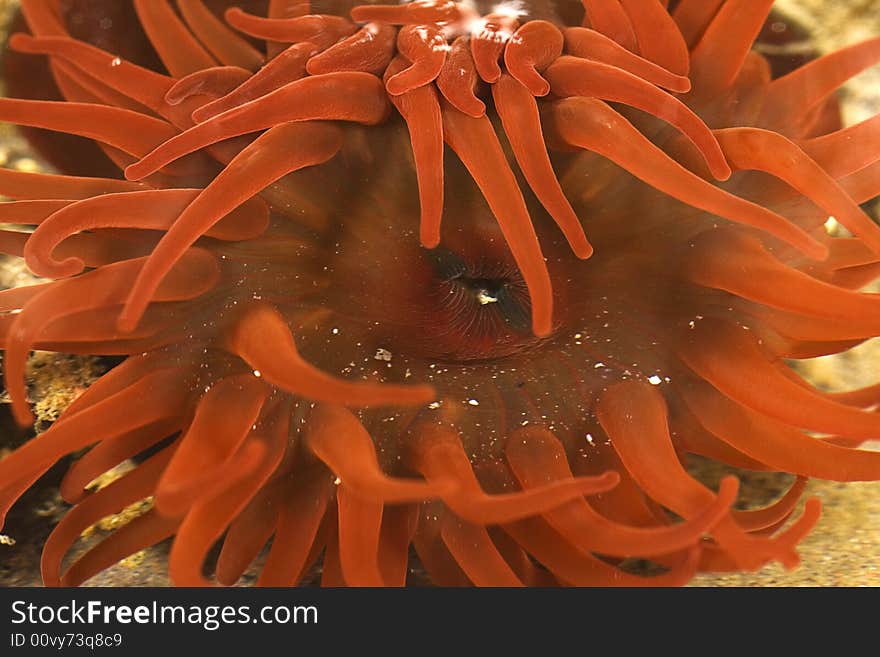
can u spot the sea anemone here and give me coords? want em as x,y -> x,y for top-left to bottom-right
0,0 -> 879,587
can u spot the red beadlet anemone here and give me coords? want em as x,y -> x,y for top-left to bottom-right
0,0 -> 879,587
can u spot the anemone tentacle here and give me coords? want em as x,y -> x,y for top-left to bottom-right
0,0 -> 878,588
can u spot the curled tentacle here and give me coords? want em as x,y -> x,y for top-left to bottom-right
350,1 -> 463,25
192,42 -> 319,123
562,27 -> 690,93
493,73 -> 592,259
545,97 -> 827,260
385,58 -> 445,248
124,72 -> 388,181
470,13 -> 518,84
506,426 -> 738,558
545,56 -> 731,181
165,66 -> 252,106
24,189 -> 268,278
384,25 -> 448,96
306,23 -> 396,76
504,517 -> 701,586
168,421 -> 287,586
596,380 -> 816,571
715,127 -> 880,256
41,448 -> 176,586
3,250 -> 218,426
305,403 -> 450,503
436,36 -> 485,117
118,122 -> 342,330
225,304 -> 436,406
503,21 -> 563,97
409,423 -> 619,525
440,99 -> 554,336
224,7 -> 357,49
155,375 -> 271,516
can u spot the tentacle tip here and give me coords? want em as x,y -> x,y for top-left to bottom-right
711,162 -> 733,182
349,7 -> 369,22
116,306 -> 145,334
152,494 -> 187,519
224,7 -> 245,21
191,110 -> 216,124
532,317 -> 553,338
7,33 -> 36,52
672,77 -> 692,94
806,239 -> 831,262
573,241 -> 594,260
716,474 -> 740,505
12,403 -> 34,428
163,90 -> 186,107
413,384 -> 438,404
802,496 -> 823,521
123,162 -> 150,182
780,551 -> 802,571
59,487 -> 89,505
594,469 -> 621,490
530,79 -> 551,97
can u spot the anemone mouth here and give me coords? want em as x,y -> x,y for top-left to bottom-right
0,0 -> 879,588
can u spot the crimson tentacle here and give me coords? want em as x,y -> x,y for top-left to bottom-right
436,36 -> 485,117
191,42 -> 318,123
440,100 -> 554,336
580,0 -> 637,52
133,0 -> 217,76
226,306 -> 436,406
124,73 -> 389,181
306,23 -> 396,76
41,448 -> 176,586
562,27 -> 690,93
224,8 -> 356,48
177,0 -> 265,71
492,74 -> 592,259
545,97 -> 826,260
545,56 -> 731,181
385,58 -> 445,249
119,122 -> 343,330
